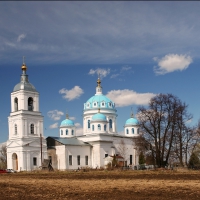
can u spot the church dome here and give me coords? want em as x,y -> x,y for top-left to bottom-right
92,113 -> 107,121
125,117 -> 138,126
13,81 -> 37,92
60,119 -> 74,127
85,95 -> 115,110
13,62 -> 37,92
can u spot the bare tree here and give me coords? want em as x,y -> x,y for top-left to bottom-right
0,144 -> 7,169
117,139 -> 128,166
138,93 -> 192,167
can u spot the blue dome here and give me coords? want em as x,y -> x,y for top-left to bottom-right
60,119 -> 74,127
85,94 -> 115,110
125,118 -> 139,126
92,113 -> 107,121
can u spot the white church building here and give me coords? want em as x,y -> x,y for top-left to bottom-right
7,62 -> 140,171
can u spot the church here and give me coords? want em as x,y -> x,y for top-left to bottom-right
6,62 -> 140,171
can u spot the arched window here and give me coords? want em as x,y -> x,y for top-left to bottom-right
15,124 -> 17,135
137,128 -> 139,134
30,124 -> 34,134
126,129 -> 129,134
28,97 -> 33,111
104,125 -> 106,131
98,124 -> 101,130
87,103 -> 90,108
92,125 -> 94,131
132,128 -> 134,134
101,102 -> 105,107
61,130 -> 63,135
14,98 -> 18,111
88,120 -> 90,129
72,130 -> 74,135
109,119 -> 112,129
66,129 -> 68,135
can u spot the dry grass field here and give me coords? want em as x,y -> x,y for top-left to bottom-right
0,169 -> 200,200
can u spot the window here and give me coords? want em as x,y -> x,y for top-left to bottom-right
28,97 -> 33,111
87,103 -> 90,108
105,154 -> 108,158
92,125 -> 94,131
98,124 -> 101,130
30,124 -> 34,134
15,124 -> 17,135
137,128 -> 139,134
94,103 -> 96,106
61,130 -> 63,135
66,129 -> 68,135
33,157 -> 37,166
130,155 -> 132,165
109,102 -> 112,107
101,102 -> 105,107
69,155 -> 72,165
88,120 -> 90,129
72,130 -> 74,135
109,119 -> 112,129
14,98 -> 18,111
126,129 -> 129,134
77,155 -> 80,165
132,128 -> 134,134
85,156 -> 88,165
104,125 -> 106,131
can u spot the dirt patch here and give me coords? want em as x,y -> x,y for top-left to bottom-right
0,170 -> 200,200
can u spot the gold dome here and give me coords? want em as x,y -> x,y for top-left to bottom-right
21,63 -> 27,71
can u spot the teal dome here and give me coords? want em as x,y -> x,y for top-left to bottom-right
125,118 -> 139,126
84,94 -> 115,110
92,113 -> 107,121
60,119 -> 74,127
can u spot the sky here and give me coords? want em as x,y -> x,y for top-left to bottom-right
1,1 -> 200,143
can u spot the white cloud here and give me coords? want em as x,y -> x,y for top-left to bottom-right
106,89 -> 156,107
88,68 -> 110,78
154,54 -> 193,75
75,123 -> 81,127
69,116 -> 76,121
121,66 -> 132,71
17,34 -> 26,42
49,123 -> 58,129
47,110 -> 64,121
59,86 -> 84,101
110,74 -> 120,79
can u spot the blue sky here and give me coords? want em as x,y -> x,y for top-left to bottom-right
1,1 -> 200,143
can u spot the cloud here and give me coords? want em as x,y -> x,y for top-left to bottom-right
75,123 -> 81,127
121,66 -> 132,71
49,123 -> 58,129
59,86 -> 84,101
69,116 -> 76,121
106,89 -> 156,107
47,110 -> 64,121
88,68 -> 110,78
154,54 -> 193,75
17,34 -> 26,42
110,74 -> 120,79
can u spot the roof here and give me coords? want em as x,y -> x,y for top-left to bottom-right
92,113 -> 107,121
13,74 -> 37,92
60,119 -> 74,127
125,117 -> 139,126
48,136 -> 91,146
84,94 -> 115,110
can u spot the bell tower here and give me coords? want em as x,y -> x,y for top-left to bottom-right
7,60 -> 47,171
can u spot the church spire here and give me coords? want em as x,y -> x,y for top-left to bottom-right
20,56 -> 29,83
130,107 -> 134,118
95,73 -> 102,95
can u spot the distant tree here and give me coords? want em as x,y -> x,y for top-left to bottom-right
139,152 -> 145,165
0,145 -> 7,169
188,152 -> 200,168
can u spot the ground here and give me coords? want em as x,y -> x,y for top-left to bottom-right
0,169 -> 200,200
